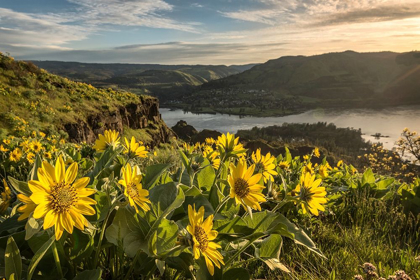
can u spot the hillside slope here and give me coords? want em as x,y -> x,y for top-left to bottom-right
0,53 -> 172,145
31,61 -> 243,103
195,51 -> 420,111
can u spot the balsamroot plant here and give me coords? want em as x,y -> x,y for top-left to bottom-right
1,130 -> 328,279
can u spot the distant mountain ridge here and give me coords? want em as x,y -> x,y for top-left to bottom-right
200,51 -> 420,107
31,60 -> 253,103
32,61 -> 244,81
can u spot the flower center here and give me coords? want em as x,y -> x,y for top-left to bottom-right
50,183 -> 77,213
127,183 -> 139,199
299,185 -> 313,203
234,178 -> 250,198
195,226 -> 208,251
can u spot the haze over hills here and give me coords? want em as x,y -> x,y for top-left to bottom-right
31,61 -> 258,102
180,51 -> 420,116
29,51 -> 420,117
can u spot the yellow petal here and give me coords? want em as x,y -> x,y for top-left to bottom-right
44,210 -> 57,229
55,222 -> 64,240
55,156 -> 66,183
204,255 -> 215,276
33,203 -> 50,219
75,204 -> 96,215
61,212 -> 74,234
73,177 -> 90,189
65,162 -> 78,184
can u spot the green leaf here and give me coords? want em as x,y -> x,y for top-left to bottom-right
72,268 -> 102,280
154,219 -> 179,256
143,164 -> 170,189
25,216 -> 41,240
27,234 -> 55,280
214,216 -> 248,235
376,178 -> 394,190
262,258 -> 290,272
92,191 -> 111,222
276,214 -> 324,257
285,147 -> 292,162
222,268 -> 250,280
259,234 -> 282,259
87,147 -> 119,182
70,230 -> 94,264
149,182 -> 185,220
242,211 -> 287,234
28,154 -> 42,181
5,236 -> 22,280
183,185 -> 202,196
196,256 -> 222,280
105,206 -> 138,247
166,252 -> 194,278
7,176 -> 31,196
208,184 -> 222,210
0,215 -> 26,235
362,168 -> 375,185
197,159 -> 215,191
184,195 -> 214,216
179,151 -> 192,175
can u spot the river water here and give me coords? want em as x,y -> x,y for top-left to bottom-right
160,106 -> 420,150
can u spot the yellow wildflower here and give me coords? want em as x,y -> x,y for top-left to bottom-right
217,132 -> 245,157
27,152 -> 35,164
187,205 -> 224,276
295,172 -> 327,216
93,130 -> 120,151
228,160 -> 266,211
278,161 -> 290,170
17,194 -> 37,221
251,149 -> 278,183
0,144 -> 9,152
0,179 -> 12,214
118,164 -> 150,213
30,141 -> 43,153
124,137 -> 148,158
28,156 -> 97,240
44,151 -> 52,159
314,147 -> 320,158
9,148 -> 22,162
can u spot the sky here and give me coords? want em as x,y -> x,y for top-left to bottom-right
0,0 -> 419,65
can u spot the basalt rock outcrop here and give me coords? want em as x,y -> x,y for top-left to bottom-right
64,96 -> 172,147
171,120 -> 198,142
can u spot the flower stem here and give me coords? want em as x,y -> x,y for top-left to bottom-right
214,196 -> 230,214
224,236 -> 259,268
52,241 -> 63,279
123,250 -> 141,280
93,193 -> 124,268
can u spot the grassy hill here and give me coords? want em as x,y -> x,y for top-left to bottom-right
31,61 -> 244,103
183,51 -> 420,115
0,52 -> 171,145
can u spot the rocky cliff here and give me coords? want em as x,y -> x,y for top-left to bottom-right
64,96 -> 172,146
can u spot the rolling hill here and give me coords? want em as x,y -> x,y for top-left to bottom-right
197,51 -> 420,108
31,61 -> 248,103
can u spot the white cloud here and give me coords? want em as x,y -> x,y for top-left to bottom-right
0,8 -> 90,49
68,0 -> 199,32
220,0 -> 420,27
0,0 -> 199,54
220,9 -> 286,25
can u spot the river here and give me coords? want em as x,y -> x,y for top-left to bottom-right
160,106 -> 420,150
